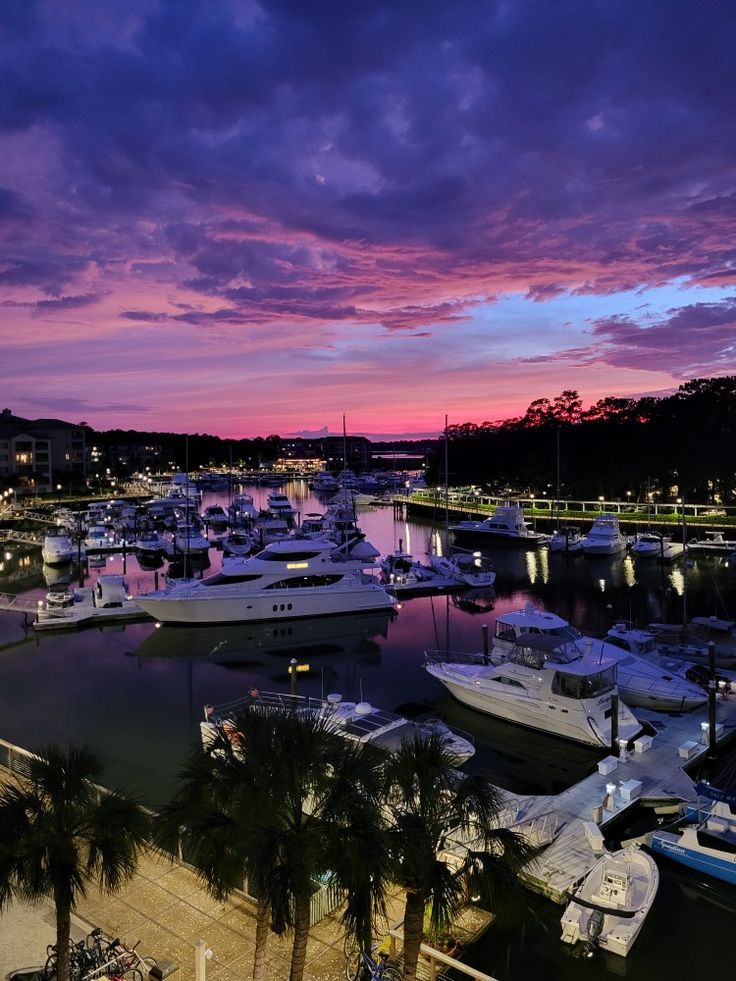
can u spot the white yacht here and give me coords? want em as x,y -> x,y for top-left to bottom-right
548,526 -> 584,554
41,530 -> 75,566
579,514 -> 628,557
201,691 -> 475,765
629,532 -> 683,562
424,633 -> 642,748
221,529 -> 254,557
449,505 -> 547,548
309,471 -> 340,494
380,547 -> 448,594
135,537 -> 396,625
83,524 -> 111,552
428,550 -> 496,588
169,521 -> 211,556
228,493 -> 258,526
201,504 -> 229,528
492,605 -> 706,712
35,575 -> 146,630
266,492 -> 296,520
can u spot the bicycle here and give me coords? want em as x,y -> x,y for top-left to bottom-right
344,938 -> 403,981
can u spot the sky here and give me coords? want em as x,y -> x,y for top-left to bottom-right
1,1 -> 735,440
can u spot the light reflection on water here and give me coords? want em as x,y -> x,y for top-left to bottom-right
0,482 -> 734,979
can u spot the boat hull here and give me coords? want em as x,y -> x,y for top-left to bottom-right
650,829 -> 736,886
136,583 -> 396,625
424,664 -> 638,748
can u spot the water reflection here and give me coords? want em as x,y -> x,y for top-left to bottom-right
135,610 -> 393,665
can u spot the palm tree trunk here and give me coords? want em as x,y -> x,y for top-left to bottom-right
288,891 -> 311,981
54,889 -> 72,981
251,896 -> 270,981
400,889 -> 426,981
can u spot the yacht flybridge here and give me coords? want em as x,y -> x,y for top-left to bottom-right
449,505 -> 547,547
135,537 -> 396,625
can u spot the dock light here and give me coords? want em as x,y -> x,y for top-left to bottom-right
155,621 -> 162,629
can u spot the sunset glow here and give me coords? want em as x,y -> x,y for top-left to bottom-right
1,2 -> 734,438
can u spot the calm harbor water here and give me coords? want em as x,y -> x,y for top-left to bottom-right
1,480 -> 735,980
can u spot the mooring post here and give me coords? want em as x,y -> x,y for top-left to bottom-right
610,691 -> 619,755
708,641 -> 718,759
482,623 -> 489,664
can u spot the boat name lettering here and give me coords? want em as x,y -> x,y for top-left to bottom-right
286,562 -> 309,569
660,841 -> 686,856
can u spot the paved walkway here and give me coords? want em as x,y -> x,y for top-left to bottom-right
1,844 -> 409,981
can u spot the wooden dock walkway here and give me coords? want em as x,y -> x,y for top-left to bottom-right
502,699 -> 736,902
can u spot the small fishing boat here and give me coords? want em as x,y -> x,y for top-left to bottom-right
560,845 -> 659,958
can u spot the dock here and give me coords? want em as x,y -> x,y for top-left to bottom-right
483,699 -> 736,903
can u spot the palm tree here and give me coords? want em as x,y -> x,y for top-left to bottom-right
382,731 -> 536,981
156,704 -> 389,981
0,744 -> 150,981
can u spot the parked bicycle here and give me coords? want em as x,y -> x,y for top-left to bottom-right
43,931 -> 156,981
344,938 -> 403,981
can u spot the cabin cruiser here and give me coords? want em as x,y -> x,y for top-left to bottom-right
492,605 -> 707,712
646,618 -> 736,668
169,521 -> 211,556
135,537 -> 396,625
84,524 -> 112,552
266,492 -> 296,521
449,505 -> 547,548
200,690 -> 475,765
41,530 -> 75,566
200,504 -> 229,528
380,547 -> 447,594
252,512 -> 292,546
548,526 -> 584,554
228,493 -> 258,526
629,532 -> 684,562
428,550 -> 496,587
309,471 -> 340,494
221,529 -> 254,557
135,529 -> 167,559
579,514 -> 628,557
424,633 -> 642,748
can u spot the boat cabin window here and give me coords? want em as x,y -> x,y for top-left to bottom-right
551,666 -> 616,699
495,623 -> 517,643
495,676 -> 527,689
264,574 -> 344,589
201,573 -> 263,586
256,550 -> 323,562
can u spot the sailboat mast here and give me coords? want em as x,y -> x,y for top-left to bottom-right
444,414 -> 449,529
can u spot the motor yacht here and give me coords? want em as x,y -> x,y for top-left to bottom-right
449,505 -> 547,548
492,605 -> 706,711
200,690 -> 475,765
308,471 -> 340,494
169,521 -> 211,556
266,492 -> 296,521
428,550 -> 496,587
135,537 -> 396,625
221,529 -> 254,557
548,526 -> 584,554
629,532 -> 684,562
200,504 -> 229,528
380,547 -> 448,595
41,529 -> 75,566
84,524 -> 112,552
579,513 -> 628,557
135,529 -> 168,559
228,493 -> 258,526
424,633 -> 642,748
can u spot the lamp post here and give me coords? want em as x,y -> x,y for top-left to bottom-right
598,495 -> 604,512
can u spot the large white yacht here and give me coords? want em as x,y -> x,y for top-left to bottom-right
135,537 -> 396,625
449,505 -> 547,547
424,633 -> 642,748
492,605 -> 706,712
579,513 -> 628,557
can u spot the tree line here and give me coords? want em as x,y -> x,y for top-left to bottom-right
425,376 -> 736,503
0,713 -> 535,981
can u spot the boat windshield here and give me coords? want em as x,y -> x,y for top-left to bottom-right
551,666 -> 616,699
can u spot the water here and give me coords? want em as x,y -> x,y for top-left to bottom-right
1,480 -> 735,980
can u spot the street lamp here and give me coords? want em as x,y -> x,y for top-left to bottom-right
598,495 -> 604,512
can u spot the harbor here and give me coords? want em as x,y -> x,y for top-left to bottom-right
2,480 -> 736,979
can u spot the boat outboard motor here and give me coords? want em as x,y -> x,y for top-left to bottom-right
582,908 -> 604,957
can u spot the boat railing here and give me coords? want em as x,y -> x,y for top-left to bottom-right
209,689 -> 330,720
424,648 -> 489,667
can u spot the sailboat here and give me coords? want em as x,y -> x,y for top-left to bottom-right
428,415 -> 497,588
